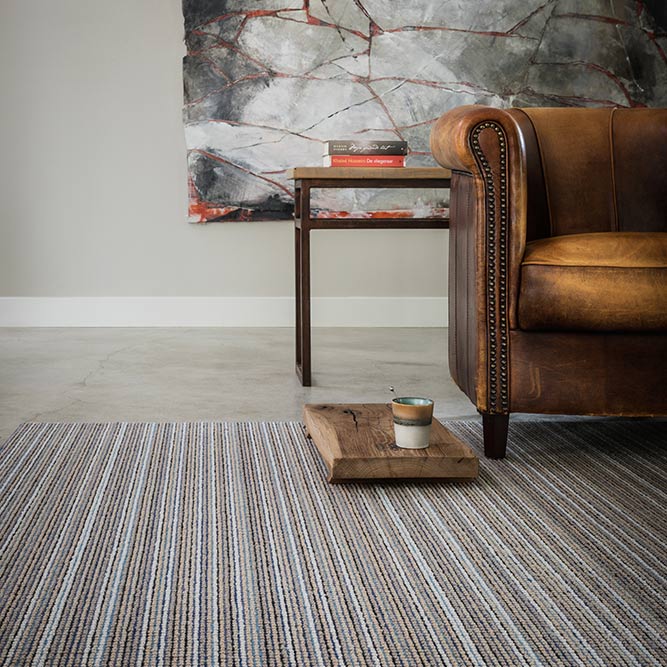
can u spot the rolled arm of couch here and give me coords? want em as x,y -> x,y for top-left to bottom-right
430,105 -> 532,413
429,105 -> 496,173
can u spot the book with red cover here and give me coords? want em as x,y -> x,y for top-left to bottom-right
323,155 -> 406,167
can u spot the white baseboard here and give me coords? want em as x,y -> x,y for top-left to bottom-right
0,297 -> 448,327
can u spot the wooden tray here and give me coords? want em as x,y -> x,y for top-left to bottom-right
303,403 -> 478,483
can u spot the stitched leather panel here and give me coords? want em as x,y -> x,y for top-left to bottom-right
518,232 -> 667,331
448,171 -> 478,404
522,231 -> 667,266
612,108 -> 667,233
506,109 -> 550,242
521,108 -> 615,236
510,331 -> 667,415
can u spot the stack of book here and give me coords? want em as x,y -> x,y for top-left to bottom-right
323,140 -> 407,167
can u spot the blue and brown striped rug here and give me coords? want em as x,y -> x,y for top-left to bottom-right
0,420 -> 665,666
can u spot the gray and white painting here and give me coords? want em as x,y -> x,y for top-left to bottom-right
182,0 -> 667,222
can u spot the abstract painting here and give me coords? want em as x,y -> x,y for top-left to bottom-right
183,1 -> 667,222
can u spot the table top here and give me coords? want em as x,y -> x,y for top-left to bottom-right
288,167 -> 452,180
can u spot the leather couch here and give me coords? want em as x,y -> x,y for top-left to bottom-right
429,105 -> 667,458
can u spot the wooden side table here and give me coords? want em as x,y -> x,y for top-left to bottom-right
288,167 -> 451,386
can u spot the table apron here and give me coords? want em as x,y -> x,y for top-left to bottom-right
293,178 -> 451,189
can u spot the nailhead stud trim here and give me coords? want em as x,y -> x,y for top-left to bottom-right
470,122 -> 509,413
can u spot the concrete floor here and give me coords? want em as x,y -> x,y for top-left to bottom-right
0,328 -> 477,443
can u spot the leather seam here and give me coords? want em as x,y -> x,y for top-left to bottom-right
609,107 -> 619,232
464,175 -> 471,399
453,175 -> 460,391
522,263 -> 666,269
517,109 -> 552,237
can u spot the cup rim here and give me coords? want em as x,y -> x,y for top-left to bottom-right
391,397 -> 434,407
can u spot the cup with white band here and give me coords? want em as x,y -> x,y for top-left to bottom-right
391,397 -> 434,449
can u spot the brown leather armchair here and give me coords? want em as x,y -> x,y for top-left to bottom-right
429,106 -> 667,458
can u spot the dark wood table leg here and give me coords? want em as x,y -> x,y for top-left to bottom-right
295,223 -> 302,378
299,185 -> 312,386
294,184 -> 302,381
294,182 -> 312,386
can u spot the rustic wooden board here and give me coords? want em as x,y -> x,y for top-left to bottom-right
303,403 -> 478,483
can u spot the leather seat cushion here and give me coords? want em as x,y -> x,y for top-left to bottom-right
518,232 -> 667,332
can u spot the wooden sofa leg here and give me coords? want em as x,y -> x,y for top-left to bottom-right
482,413 -> 509,459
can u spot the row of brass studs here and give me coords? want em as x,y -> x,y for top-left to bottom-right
470,122 -> 509,412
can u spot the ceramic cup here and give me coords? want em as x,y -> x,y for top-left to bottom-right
391,397 -> 434,449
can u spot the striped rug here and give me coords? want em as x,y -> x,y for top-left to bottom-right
0,421 -> 665,666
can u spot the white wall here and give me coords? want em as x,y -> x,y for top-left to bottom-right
0,0 -> 447,323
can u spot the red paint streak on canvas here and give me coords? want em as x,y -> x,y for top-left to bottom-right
585,63 -> 646,107
384,25 -> 523,38
199,9 -> 281,29
508,1 -> 551,34
556,13 -> 631,26
187,177 -> 236,222
636,0 -> 646,20
314,208 -> 448,219
645,30 -> 667,63
189,202 -> 240,223
306,14 -> 325,26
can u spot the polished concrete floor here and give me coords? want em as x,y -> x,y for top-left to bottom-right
0,328 -> 477,443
